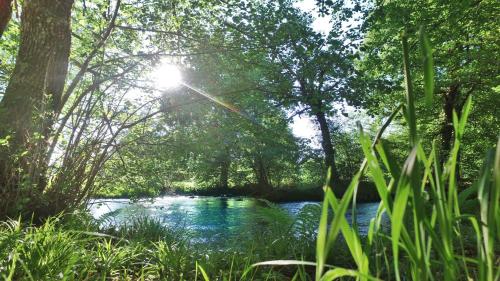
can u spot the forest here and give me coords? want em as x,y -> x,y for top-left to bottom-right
0,0 -> 498,280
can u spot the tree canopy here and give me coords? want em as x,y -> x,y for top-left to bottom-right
0,0 -> 498,218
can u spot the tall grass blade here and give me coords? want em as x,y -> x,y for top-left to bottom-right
320,268 -> 382,281
359,128 -> 391,215
197,262 -> 210,281
419,26 -> 434,106
401,31 -> 417,146
315,170 -> 332,280
493,138 -> 500,239
253,260 -> 319,267
476,149 -> 495,281
324,177 -> 370,279
392,147 -> 417,281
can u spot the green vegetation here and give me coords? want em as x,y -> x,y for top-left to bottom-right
1,208 -> 338,280
256,29 -> 499,281
0,0 -> 498,280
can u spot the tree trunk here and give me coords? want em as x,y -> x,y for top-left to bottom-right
0,0 -> 12,38
315,110 -> 339,184
219,154 -> 231,190
254,155 -> 270,189
441,83 -> 462,181
0,0 -> 74,218
441,84 -> 459,164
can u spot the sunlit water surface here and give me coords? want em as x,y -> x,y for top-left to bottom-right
89,196 -> 381,242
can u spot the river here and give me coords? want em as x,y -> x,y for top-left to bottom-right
89,196 -> 381,242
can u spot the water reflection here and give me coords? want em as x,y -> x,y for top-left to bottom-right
88,196 -> 381,242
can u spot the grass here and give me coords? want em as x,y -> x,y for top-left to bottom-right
1,207 -> 348,280
253,29 -> 500,280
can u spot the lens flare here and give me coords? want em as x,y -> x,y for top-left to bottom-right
152,63 -> 182,89
180,82 -> 259,126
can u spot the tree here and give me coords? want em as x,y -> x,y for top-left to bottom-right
0,0 -> 74,215
229,0 -> 360,183
0,0 -> 274,217
358,0 -> 499,177
98,30 -> 302,193
0,0 -> 12,38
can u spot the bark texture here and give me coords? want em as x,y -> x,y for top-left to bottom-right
0,0 -> 12,38
315,110 -> 339,184
0,0 -> 74,218
219,152 -> 231,190
254,154 -> 270,189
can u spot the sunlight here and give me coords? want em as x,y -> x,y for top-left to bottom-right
151,62 -> 182,90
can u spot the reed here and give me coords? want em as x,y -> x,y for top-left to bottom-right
253,29 -> 499,281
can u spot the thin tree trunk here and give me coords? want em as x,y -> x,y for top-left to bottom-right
441,83 -> 463,182
315,110 -> 339,184
219,153 -> 231,190
0,0 -> 74,217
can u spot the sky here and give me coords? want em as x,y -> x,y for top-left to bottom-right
294,0 -> 333,34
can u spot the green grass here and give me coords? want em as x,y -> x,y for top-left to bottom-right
253,29 -> 500,281
1,207 -> 339,280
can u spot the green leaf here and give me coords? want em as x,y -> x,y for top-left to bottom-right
315,185 -> 331,280
196,262 -> 210,281
252,260 -> 321,267
391,147 -> 417,281
419,26 -> 434,106
320,267 -> 382,281
401,32 -> 417,146
476,149 -> 495,281
494,138 -> 500,240
324,177 -> 370,277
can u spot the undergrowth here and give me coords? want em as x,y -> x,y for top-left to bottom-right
253,29 -> 500,281
0,207 -> 332,280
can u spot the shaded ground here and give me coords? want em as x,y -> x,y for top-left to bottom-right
96,181 -> 380,203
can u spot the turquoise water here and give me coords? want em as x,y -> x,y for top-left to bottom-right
89,196 -> 380,242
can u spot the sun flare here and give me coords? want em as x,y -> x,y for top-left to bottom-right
151,62 -> 182,90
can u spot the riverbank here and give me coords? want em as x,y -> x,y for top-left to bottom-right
0,210 -> 352,280
94,181 -> 381,203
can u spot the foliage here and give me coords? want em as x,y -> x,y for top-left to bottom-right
0,1 -> 498,280
358,0 -> 500,178
255,28 -> 500,281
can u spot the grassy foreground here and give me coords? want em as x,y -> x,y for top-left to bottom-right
0,207 -> 358,280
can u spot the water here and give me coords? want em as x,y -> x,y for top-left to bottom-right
89,196 -> 381,242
